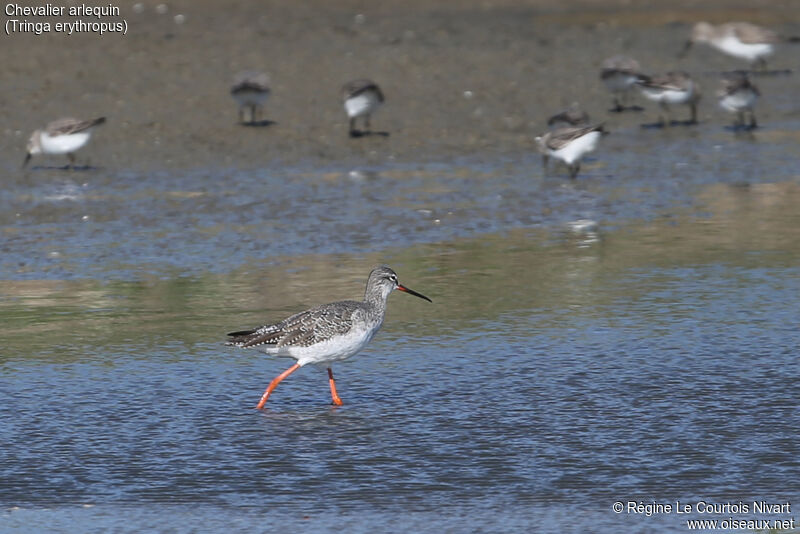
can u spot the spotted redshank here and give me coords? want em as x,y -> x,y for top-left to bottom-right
227,266 -> 431,408
24,117 -> 106,169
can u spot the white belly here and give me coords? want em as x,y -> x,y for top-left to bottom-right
640,86 -> 692,105
550,131 -> 600,166
39,131 -> 92,155
603,72 -> 638,93
719,91 -> 757,112
261,326 -> 379,367
715,37 -> 773,62
344,92 -> 381,118
233,90 -> 269,108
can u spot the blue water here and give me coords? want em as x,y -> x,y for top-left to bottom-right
3,20 -> 800,534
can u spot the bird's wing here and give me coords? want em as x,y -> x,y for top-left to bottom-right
545,125 -> 602,150
342,79 -> 383,101
47,117 -> 106,136
734,23 -> 777,44
227,301 -> 360,348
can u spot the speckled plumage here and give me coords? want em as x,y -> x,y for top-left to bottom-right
227,266 -> 431,407
227,300 -> 366,349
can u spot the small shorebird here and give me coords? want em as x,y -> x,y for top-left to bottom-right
342,79 -> 384,137
718,71 -> 760,129
546,102 -> 590,128
24,117 -> 106,169
680,22 -> 778,69
600,55 -> 643,112
227,266 -> 431,408
636,71 -> 700,126
230,71 -> 271,125
534,124 -> 607,179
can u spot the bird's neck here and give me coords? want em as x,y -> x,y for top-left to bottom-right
364,289 -> 389,311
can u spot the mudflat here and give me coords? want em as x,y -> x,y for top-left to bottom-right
3,0 -> 798,171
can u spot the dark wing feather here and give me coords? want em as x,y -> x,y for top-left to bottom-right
546,125 -> 605,150
342,79 -> 384,102
227,301 -> 361,348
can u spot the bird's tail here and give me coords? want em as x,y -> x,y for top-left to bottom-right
226,328 -> 260,346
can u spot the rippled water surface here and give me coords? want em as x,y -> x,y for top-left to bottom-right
4,14 -> 800,534
3,146 -> 800,532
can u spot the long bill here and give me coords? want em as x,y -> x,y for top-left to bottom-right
396,284 -> 432,302
22,152 -> 31,168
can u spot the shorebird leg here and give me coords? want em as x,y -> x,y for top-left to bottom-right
688,102 -> 698,125
659,102 -> 670,127
748,111 -> 758,130
364,114 -> 372,134
569,163 -> 580,180
541,154 -> 550,174
66,152 -> 76,170
256,363 -> 301,409
327,367 -> 344,406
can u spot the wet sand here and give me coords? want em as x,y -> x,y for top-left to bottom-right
3,0 -> 799,172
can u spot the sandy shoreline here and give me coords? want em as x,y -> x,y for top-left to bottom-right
2,0 -> 799,172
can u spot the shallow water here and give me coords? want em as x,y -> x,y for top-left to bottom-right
3,128 -> 800,532
4,4 -> 800,532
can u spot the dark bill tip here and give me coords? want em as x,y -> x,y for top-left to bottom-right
22,153 -> 31,168
397,284 -> 432,303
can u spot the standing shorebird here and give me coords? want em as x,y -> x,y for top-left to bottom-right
227,266 -> 431,408
23,117 -> 106,169
600,55 -> 643,112
534,124 -> 607,179
680,22 -> 778,69
342,79 -> 384,137
230,71 -> 271,125
718,71 -> 760,129
636,71 -> 701,126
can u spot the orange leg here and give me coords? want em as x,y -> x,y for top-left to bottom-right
256,363 -> 300,409
327,367 -> 343,406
